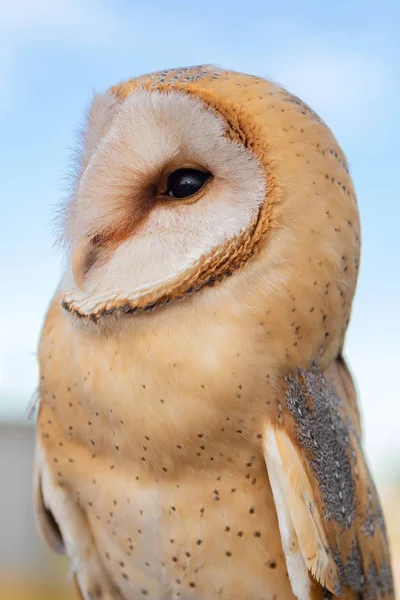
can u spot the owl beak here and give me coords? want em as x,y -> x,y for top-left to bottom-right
72,235 -> 106,291
71,241 -> 88,291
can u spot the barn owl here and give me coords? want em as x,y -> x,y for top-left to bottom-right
33,65 -> 394,600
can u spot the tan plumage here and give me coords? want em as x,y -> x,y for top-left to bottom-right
33,65 -> 394,599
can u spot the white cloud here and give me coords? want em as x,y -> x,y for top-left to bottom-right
0,0 -> 118,116
0,0 -> 117,42
269,48 -> 390,141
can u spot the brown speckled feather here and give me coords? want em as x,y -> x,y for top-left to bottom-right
264,359 -> 394,599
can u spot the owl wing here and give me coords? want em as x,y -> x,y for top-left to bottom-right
33,462 -> 65,555
33,403 -> 65,555
263,356 -> 394,599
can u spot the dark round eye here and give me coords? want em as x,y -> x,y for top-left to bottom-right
165,168 -> 211,199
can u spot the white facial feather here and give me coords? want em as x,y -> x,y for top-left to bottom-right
81,90 -> 120,171
62,89 -> 266,315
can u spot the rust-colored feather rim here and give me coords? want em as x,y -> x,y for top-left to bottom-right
62,82 -> 280,321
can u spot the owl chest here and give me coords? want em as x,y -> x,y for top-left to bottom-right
75,449 -> 288,600
55,344 -> 270,474
40,401 -> 293,599
39,336 -> 291,598
41,295 -> 277,475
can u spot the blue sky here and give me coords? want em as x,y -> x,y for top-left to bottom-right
0,0 -> 399,480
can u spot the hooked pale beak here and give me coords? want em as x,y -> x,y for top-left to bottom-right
71,241 -> 89,291
71,234 -> 111,291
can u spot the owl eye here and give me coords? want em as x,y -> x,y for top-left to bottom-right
165,168 -> 211,199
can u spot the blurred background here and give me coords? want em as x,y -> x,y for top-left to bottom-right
1,1 -> 399,598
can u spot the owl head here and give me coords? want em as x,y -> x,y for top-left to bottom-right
60,65 -> 360,367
